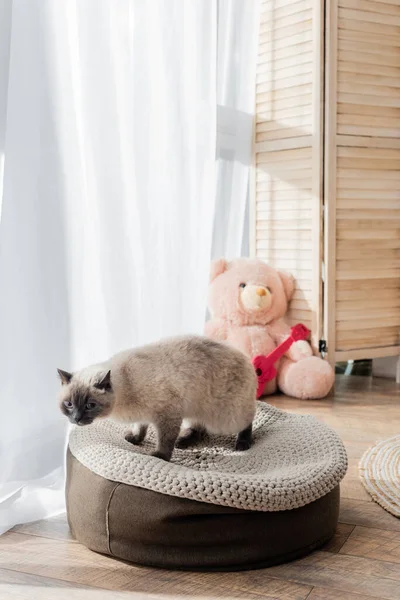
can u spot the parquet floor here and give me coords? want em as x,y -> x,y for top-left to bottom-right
2,375 -> 400,600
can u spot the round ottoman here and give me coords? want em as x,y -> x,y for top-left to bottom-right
66,402 -> 347,571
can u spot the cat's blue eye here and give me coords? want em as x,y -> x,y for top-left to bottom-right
63,400 -> 73,409
86,402 -> 96,410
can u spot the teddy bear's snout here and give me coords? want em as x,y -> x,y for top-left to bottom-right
240,284 -> 272,311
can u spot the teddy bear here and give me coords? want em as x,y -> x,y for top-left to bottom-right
205,257 -> 334,399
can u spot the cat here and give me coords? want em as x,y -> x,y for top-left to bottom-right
58,335 -> 257,461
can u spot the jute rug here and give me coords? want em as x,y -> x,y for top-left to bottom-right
359,435 -> 400,518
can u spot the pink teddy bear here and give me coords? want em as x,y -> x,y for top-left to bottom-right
205,258 -> 334,400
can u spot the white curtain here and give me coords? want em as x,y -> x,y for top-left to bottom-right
214,0 -> 260,259
0,0 -> 259,534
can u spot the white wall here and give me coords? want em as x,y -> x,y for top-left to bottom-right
372,357 -> 400,383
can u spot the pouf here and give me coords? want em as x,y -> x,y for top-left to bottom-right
66,402 -> 348,571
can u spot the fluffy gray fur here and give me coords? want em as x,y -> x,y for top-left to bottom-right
58,335 -> 257,461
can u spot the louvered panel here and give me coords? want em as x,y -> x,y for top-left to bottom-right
338,306 -> 400,319
338,297 -> 400,311
261,0 -> 313,20
337,278 -> 400,293
335,144 -> 400,346
337,1 -> 400,138
252,0 -> 323,347
324,0 -> 400,362
337,328 -> 400,351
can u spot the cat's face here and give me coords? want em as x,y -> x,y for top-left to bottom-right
57,369 -> 113,426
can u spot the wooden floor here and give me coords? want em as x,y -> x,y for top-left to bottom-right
2,375 -> 400,600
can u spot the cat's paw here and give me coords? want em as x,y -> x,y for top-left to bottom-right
151,451 -> 171,461
125,433 -> 142,445
176,427 -> 204,449
175,436 -> 192,449
235,439 -> 251,451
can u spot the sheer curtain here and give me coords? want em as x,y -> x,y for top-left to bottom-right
0,0 -> 259,534
214,0 -> 260,259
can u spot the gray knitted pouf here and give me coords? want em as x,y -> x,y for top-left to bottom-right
66,402 -> 347,570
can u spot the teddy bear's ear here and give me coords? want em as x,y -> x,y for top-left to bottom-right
278,271 -> 295,301
209,258 -> 228,282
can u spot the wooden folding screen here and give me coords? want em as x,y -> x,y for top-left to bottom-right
252,0 -> 400,364
324,0 -> 400,363
251,0 -> 324,351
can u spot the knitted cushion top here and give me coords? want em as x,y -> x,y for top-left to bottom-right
68,402 -> 347,512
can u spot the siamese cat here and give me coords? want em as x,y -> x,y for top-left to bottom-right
58,335 -> 257,461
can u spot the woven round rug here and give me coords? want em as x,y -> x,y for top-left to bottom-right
359,435 -> 400,518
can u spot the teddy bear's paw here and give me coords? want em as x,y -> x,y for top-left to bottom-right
290,340 -> 313,361
278,356 -> 334,400
259,378 -> 278,398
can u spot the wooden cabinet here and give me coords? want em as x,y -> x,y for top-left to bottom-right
251,0 -> 400,365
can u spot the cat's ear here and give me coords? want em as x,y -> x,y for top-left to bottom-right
57,368 -> 73,385
94,370 -> 112,392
